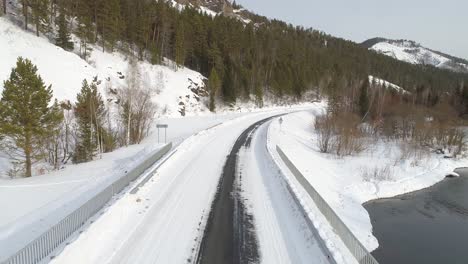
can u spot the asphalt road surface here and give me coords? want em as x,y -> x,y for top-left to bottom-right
196,116 -> 280,264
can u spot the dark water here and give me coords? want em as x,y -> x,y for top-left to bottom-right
364,169 -> 468,264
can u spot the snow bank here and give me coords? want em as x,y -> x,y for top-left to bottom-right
268,108 -> 466,253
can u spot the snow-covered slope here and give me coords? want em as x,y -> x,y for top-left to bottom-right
364,38 -> 468,73
369,75 -> 409,94
0,17 -> 208,117
171,0 -> 252,24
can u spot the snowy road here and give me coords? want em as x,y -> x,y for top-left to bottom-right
196,116 -> 277,264
234,119 -> 330,263
51,110 -> 331,264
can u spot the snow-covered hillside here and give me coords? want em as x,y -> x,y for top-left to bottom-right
0,17 -> 209,117
364,38 -> 468,73
171,0 -> 252,24
369,75 -> 409,94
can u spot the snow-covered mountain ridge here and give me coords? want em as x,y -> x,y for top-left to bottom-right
171,0 -> 253,24
363,38 -> 468,73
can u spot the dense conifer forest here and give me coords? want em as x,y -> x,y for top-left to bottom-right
4,0 -> 467,106
2,0 -> 468,177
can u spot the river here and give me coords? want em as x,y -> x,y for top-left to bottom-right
364,168 -> 468,264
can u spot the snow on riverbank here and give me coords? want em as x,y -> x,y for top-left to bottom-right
268,108 -> 466,253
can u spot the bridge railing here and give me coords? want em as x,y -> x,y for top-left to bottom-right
1,143 -> 172,264
276,145 -> 379,264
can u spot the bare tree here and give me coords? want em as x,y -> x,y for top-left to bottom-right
315,114 -> 334,153
117,60 -> 156,146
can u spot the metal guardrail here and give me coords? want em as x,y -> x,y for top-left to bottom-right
1,143 -> 173,264
276,146 -> 379,264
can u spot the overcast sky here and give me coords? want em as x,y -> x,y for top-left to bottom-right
235,0 -> 468,60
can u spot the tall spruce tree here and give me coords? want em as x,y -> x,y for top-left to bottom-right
75,0 -> 94,60
98,0 -> 121,52
208,68 -> 221,112
21,0 -> 29,30
359,77 -> 370,118
174,20 -> 186,68
0,57 -> 62,177
7,0 -> 467,112
55,8 -> 74,50
2,0 -> 6,15
73,79 -> 105,163
30,0 -> 49,36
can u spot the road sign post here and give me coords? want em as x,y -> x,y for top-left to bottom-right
156,124 -> 168,143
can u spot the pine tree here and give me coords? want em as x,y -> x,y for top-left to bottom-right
208,68 -> 221,112
98,0 -> 121,52
0,57 -> 63,177
359,77 -> 370,118
174,20 -> 185,68
55,8 -> 74,50
21,0 -> 29,30
2,0 -> 6,15
73,79 -> 105,163
150,43 -> 161,65
75,0 -> 94,60
461,84 -> 468,116
253,69 -> 264,107
327,78 -> 341,116
207,44 -> 223,78
30,0 -> 49,36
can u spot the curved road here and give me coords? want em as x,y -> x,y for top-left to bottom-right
198,116 -> 330,264
52,112 -> 330,264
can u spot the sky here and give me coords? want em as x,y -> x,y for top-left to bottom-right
235,0 -> 468,60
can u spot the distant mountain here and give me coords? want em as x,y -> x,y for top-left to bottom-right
362,38 -> 468,73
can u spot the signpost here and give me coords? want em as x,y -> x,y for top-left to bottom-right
157,124 -> 168,143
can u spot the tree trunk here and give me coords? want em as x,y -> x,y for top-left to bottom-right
35,16 -> 40,36
24,135 -> 32,177
50,0 -> 54,26
22,0 -> 28,30
152,25 -> 157,42
126,109 -> 131,146
2,0 -> 6,15
54,141 -> 59,170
